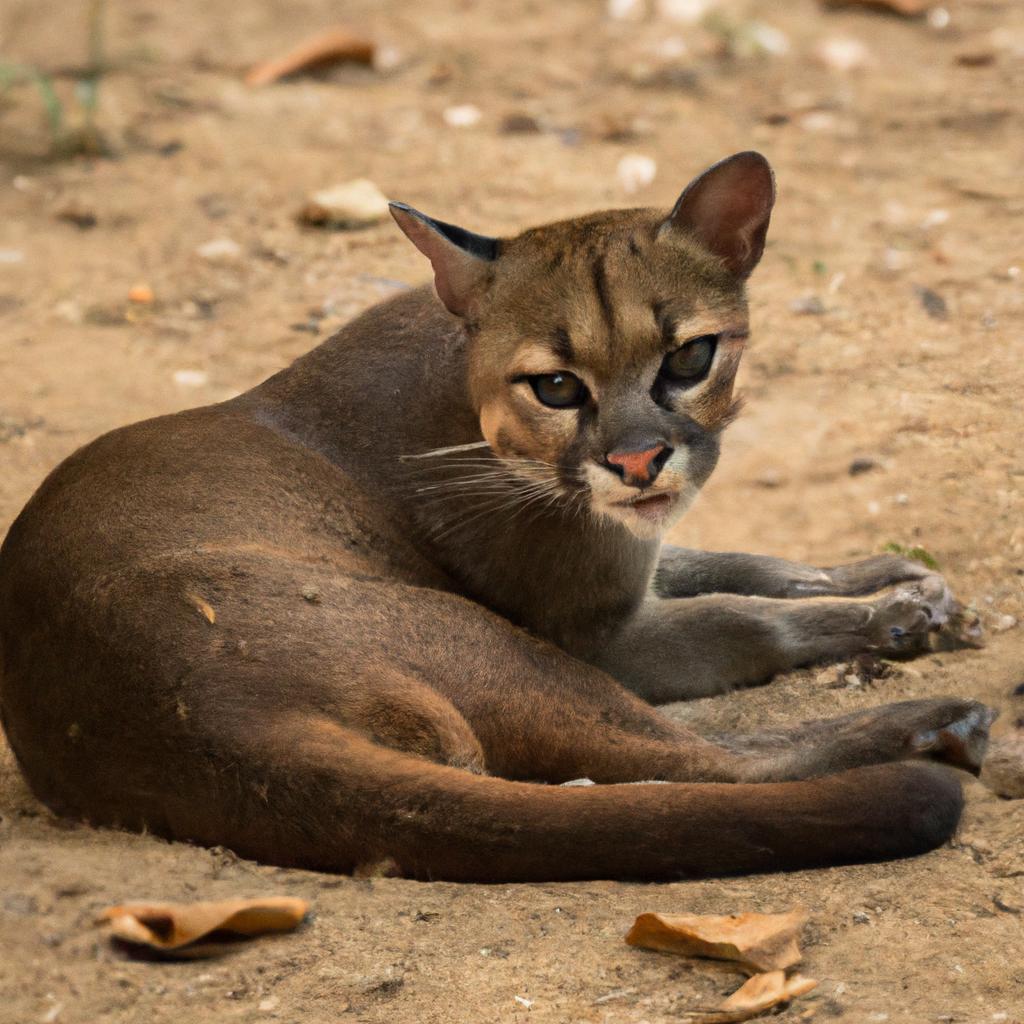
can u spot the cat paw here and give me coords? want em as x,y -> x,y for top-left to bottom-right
910,701 -> 997,776
838,698 -> 997,776
868,575 -> 957,656
825,553 -> 934,596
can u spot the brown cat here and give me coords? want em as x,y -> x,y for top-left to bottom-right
0,152 -> 993,881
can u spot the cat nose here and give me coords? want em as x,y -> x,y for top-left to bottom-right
604,443 -> 673,487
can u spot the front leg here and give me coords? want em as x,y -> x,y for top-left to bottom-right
592,577 -> 955,703
654,546 -> 934,599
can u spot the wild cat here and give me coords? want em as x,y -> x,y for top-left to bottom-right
0,152 -> 992,880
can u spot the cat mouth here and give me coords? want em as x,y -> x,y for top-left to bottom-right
612,492 -> 678,521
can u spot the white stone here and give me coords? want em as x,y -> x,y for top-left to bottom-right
303,179 -> 391,227
443,104 -> 482,128
617,153 -> 657,194
196,237 -> 242,261
816,37 -> 870,73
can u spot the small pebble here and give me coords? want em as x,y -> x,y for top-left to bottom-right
616,154 -> 657,195
816,37 -> 869,73
443,104 -> 482,128
196,238 -> 242,262
849,457 -> 879,476
608,0 -> 646,19
299,179 -> 391,228
915,285 -> 948,320
790,294 -> 826,316
173,369 -> 209,388
127,284 -> 155,304
992,614 -> 1017,633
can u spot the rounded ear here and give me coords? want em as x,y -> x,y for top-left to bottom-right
660,151 -> 776,279
389,202 -> 499,317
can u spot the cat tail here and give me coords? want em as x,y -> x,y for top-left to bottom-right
201,724 -> 963,881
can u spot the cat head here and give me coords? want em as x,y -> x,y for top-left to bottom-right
391,152 -> 774,540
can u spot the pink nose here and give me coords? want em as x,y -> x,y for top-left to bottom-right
606,444 -> 667,484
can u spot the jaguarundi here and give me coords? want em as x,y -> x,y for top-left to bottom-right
0,152 -> 994,881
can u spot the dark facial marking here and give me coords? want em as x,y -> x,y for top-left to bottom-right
652,302 -> 678,349
592,254 -> 615,333
552,326 -> 575,363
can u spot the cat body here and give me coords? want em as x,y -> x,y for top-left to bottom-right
0,154 -> 993,880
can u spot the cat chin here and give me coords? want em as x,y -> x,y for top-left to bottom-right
595,488 -> 697,541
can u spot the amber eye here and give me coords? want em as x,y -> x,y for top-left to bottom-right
527,372 -> 588,409
661,335 -> 717,385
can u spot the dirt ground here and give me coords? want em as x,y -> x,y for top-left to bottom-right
1,0 -> 1023,1021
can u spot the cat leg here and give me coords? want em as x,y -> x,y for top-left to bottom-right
591,575 -> 956,702
654,547 -> 937,599
706,699 -> 996,782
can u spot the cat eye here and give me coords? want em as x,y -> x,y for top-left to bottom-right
661,335 -> 717,385
526,372 -> 588,409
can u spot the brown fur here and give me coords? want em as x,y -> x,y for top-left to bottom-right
0,153 -> 992,881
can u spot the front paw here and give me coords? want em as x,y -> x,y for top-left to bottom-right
868,575 -> 980,656
825,554 -> 934,596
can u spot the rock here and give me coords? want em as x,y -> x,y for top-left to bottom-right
608,0 -> 646,20
849,457 -> 880,475
501,113 -> 542,134
173,369 -> 209,388
915,285 -> 948,320
127,284 -> 155,304
790,294 -> 826,315
55,201 -> 98,229
982,730 -> 1024,799
992,614 -> 1017,633
616,153 -> 657,195
196,237 -> 243,262
815,37 -> 870,73
299,179 -> 390,228
442,104 -> 482,128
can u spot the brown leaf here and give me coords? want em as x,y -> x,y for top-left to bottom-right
245,27 -> 375,88
625,909 -> 808,972
683,971 -> 819,1023
98,897 -> 308,955
822,0 -> 930,15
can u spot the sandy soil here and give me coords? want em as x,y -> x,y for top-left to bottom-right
1,1 -> 1023,1021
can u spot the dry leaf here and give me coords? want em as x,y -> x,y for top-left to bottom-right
822,0 -> 929,15
625,909 -> 808,972
683,971 -> 819,1023
98,897 -> 308,955
246,27 -> 375,87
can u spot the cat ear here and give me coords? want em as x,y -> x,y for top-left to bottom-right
660,151 -> 775,279
389,202 -> 499,317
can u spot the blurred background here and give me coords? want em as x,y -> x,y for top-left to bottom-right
1,0 -> 1021,587
1,2 -> 1023,1020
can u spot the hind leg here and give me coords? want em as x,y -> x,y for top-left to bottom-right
245,569 -> 992,787
149,556 -> 991,804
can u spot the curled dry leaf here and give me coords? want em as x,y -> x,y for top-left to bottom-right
822,0 -> 930,15
683,970 -> 819,1023
98,897 -> 309,955
625,909 -> 808,972
245,27 -> 375,87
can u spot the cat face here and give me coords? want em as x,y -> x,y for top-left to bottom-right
391,152 -> 774,539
